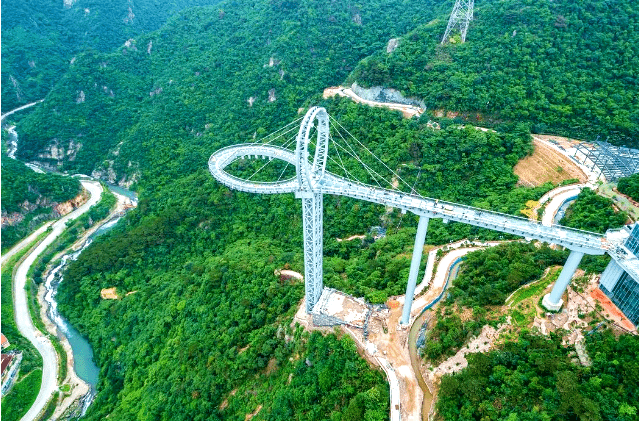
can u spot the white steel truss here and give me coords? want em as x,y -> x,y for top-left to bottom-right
209,107 -> 612,315
301,193 -> 324,312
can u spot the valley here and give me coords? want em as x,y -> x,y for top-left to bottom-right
2,1 -> 638,420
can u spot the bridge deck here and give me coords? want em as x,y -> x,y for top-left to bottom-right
209,144 -> 606,255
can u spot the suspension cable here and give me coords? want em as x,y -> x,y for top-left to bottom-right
247,131 -> 298,180
258,116 -> 304,146
329,121 -> 390,188
329,115 -> 420,196
328,134 -> 358,182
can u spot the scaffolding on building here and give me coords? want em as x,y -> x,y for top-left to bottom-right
574,139 -> 639,182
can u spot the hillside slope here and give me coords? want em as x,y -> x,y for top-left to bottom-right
16,1 -> 446,180
1,0 -> 224,112
12,1 -> 638,420
40,2 -> 450,420
1,155 -> 83,251
348,0 -> 639,146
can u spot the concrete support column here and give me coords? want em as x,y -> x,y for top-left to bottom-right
542,250 -> 584,311
401,216 -> 429,324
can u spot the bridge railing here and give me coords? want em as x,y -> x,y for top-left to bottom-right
321,173 -> 605,249
209,144 -> 606,252
208,145 -> 298,190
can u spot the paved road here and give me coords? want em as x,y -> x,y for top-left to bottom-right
14,180 -> 102,421
1,99 -> 44,122
1,222 -> 54,267
541,187 -> 583,228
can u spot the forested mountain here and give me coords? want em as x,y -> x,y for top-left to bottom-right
14,0 -> 447,179
349,0 -> 639,146
6,0 -> 639,419
1,0 -> 224,112
41,2 -> 449,419
1,154 -> 82,251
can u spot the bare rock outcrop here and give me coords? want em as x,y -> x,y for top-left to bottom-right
351,82 -> 426,109
38,139 -> 83,162
386,38 -> 400,54
1,190 -> 88,229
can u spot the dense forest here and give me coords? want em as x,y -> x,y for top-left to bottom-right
13,0 -> 444,177
43,2 -> 445,419
1,0 -> 225,112
1,154 -> 82,251
436,331 -> 639,420
349,0 -> 639,146
448,242 -> 567,307
3,0 -> 638,420
617,173 -> 639,202
560,188 -> 628,233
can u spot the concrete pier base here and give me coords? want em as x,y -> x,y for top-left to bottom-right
542,293 -> 563,311
542,250 -> 584,311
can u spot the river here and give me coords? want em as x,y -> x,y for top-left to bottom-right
41,195 -> 131,416
6,125 -> 18,159
3,119 -> 135,417
553,196 -> 577,225
2,99 -> 44,159
408,257 -> 464,420
44,244 -> 99,413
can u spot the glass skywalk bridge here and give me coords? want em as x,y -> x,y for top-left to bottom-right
209,107 -> 609,323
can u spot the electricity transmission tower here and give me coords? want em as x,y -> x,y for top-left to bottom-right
441,0 -> 474,44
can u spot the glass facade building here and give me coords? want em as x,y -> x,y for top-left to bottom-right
625,224 -> 639,255
601,272 -> 639,326
600,223 -> 639,327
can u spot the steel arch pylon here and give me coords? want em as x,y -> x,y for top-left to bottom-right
209,106 -> 609,320
294,107 -> 330,311
295,106 -> 330,190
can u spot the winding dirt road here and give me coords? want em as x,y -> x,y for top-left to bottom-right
323,86 -> 424,118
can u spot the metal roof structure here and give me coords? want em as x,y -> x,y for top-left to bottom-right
574,140 -> 639,182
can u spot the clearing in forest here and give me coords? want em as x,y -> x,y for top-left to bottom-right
514,138 -> 587,186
